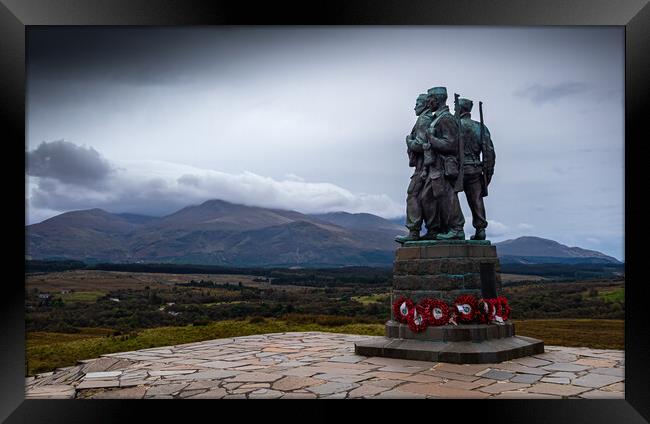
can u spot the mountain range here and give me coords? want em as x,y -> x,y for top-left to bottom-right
496,236 -> 621,265
26,199 -> 621,267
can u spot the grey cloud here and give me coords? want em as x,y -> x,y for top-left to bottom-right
27,142 -> 403,222
515,82 -> 592,105
27,140 -> 113,186
178,174 -> 201,187
485,220 -> 510,237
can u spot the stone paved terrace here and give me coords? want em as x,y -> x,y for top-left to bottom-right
25,332 -> 624,399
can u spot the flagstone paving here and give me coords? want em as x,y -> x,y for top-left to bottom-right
25,332 -> 625,399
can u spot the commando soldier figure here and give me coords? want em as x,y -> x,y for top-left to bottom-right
457,98 -> 496,240
421,87 -> 465,240
396,92 -> 436,243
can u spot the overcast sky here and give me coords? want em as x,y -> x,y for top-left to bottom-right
26,26 -> 624,260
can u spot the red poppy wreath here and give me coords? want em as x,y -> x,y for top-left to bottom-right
497,296 -> 511,321
479,297 -> 501,324
420,298 -> 450,326
392,296 -> 414,324
407,304 -> 428,333
452,295 -> 479,323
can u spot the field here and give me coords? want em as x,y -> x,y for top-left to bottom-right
500,279 -> 624,319
513,319 -> 623,350
25,268 -> 625,376
26,270 -> 268,292
351,293 -> 390,305
500,273 -> 547,282
599,287 -> 625,303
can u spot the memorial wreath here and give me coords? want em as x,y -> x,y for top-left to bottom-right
452,294 -> 480,323
392,296 -> 414,324
419,298 -> 450,326
393,295 -> 511,332
407,304 -> 428,333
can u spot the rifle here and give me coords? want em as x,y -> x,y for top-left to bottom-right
453,93 -> 464,192
479,101 -> 488,197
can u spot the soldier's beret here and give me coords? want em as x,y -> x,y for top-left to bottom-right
427,86 -> 447,96
459,98 -> 474,110
417,93 -> 428,101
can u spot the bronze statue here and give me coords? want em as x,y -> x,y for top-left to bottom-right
397,87 -> 466,243
457,98 -> 495,240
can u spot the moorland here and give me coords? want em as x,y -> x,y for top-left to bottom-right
25,261 -> 624,375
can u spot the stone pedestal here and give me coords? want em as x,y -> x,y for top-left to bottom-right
354,240 -> 544,364
391,240 -> 500,303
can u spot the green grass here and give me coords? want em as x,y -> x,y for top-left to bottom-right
351,293 -> 389,305
27,327 -> 114,345
599,288 -> 625,303
514,319 -> 623,350
27,318 -> 624,376
58,291 -> 104,303
202,300 -> 248,307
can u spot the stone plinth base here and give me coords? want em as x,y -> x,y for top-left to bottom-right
354,335 -> 544,364
392,241 -> 501,298
355,320 -> 544,363
374,239 -> 545,363
385,320 -> 515,342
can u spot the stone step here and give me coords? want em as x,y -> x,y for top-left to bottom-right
354,336 -> 544,364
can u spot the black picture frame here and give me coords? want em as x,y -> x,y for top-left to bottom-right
2,0 -> 649,422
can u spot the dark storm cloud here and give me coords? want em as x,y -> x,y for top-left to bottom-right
27,140 -> 113,186
27,27 -> 350,86
28,27 -> 201,86
515,82 -> 592,105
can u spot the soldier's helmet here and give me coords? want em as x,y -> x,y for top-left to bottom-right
458,98 -> 474,113
426,87 -> 448,107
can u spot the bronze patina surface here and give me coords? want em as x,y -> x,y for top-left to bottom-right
397,87 -> 495,243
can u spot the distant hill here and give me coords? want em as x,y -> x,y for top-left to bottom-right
26,202 -> 620,267
310,212 -> 404,232
26,200 -> 404,267
495,236 -> 621,265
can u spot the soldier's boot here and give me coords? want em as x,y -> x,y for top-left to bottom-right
395,229 -> 420,244
435,229 -> 465,241
470,228 -> 486,240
